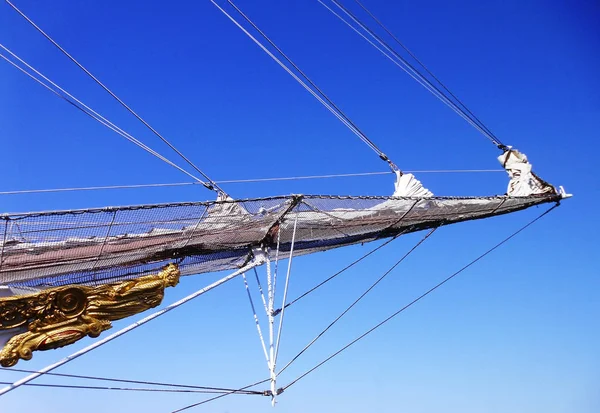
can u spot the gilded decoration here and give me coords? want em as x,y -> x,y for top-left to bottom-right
0,263 -> 180,367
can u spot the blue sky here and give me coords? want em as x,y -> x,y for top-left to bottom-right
0,1 -> 598,412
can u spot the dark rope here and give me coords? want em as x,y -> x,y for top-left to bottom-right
224,0 -> 398,171
0,367 -> 259,394
273,235 -> 398,315
0,381 -> 256,394
5,0 -> 224,194
326,0 -> 507,150
353,0 -> 502,146
278,227 -> 438,375
282,203 -> 559,391
170,378 -> 270,413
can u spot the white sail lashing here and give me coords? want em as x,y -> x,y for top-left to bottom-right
392,170 -> 433,197
499,149 -> 556,196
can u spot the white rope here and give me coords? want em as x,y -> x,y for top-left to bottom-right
252,267 -> 269,315
0,256 -> 265,397
0,45 -> 207,186
273,215 -> 299,368
264,226 -> 283,405
271,227 -> 282,319
0,170 -> 504,195
242,273 -> 270,364
264,249 -> 277,403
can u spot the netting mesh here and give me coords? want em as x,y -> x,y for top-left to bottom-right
0,194 -> 559,288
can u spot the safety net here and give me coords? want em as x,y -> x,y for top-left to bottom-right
0,193 -> 560,288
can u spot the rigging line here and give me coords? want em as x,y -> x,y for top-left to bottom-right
252,267 -> 269,315
282,203 -> 560,391
210,0 -> 398,171
278,227 -> 437,376
273,227 -> 282,299
170,378 -> 270,413
212,0 -> 377,157
0,367 -> 258,393
0,43 -> 206,185
317,0 -> 496,147
0,381 -> 256,394
266,225 -> 282,402
274,235 -> 398,316
224,0 -> 396,170
5,0 -> 223,194
0,169 -> 505,195
273,215 -> 299,369
242,272 -> 271,364
316,1 -> 494,146
265,247 -> 277,398
0,48 -> 208,186
325,0 -> 507,149
353,0 -> 499,142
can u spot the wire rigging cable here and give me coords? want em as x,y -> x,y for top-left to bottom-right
0,169 -> 503,196
0,381 -> 257,394
212,0 -> 399,171
274,235 -> 398,316
241,273 -> 271,364
170,378 -> 271,413
352,0 -> 500,143
278,227 -> 437,376
317,0 -> 499,145
0,45 -> 208,187
281,203 -> 559,391
0,367 -> 260,394
321,0 -> 507,150
315,0 -> 490,144
5,0 -> 224,194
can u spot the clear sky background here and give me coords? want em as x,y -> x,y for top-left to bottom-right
0,1 -> 598,412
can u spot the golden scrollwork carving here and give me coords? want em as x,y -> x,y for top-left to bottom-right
0,263 -> 180,367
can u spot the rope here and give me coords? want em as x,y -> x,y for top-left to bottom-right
316,1 -> 494,144
211,0 -> 399,171
242,273 -> 270,364
252,267 -> 270,315
278,227 -> 437,376
321,0 -> 507,150
282,203 -> 559,391
274,235 -> 398,316
353,0 -> 500,143
0,45 -> 209,186
224,0 -> 397,171
273,215 -> 299,369
265,247 -> 276,377
170,378 -> 270,413
0,367 -> 258,393
325,0 -> 504,148
0,381 -> 258,394
0,170 -> 504,195
5,0 -> 224,194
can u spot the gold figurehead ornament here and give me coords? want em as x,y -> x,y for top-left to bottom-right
0,263 -> 180,367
